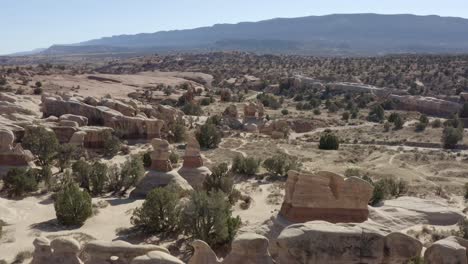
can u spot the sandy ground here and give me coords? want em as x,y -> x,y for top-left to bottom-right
0,194 -> 143,262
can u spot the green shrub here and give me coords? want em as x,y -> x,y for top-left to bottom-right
256,93 -> 281,109
72,159 -> 92,191
368,105 -> 385,123
142,151 -> 152,168
196,122 -> 221,149
89,162 -> 108,196
415,122 -> 427,132
263,152 -> 302,177
169,152 -> 179,165
387,112 -> 400,123
393,115 -> 404,130
182,102 -> 203,116
169,118 -> 186,143
432,119 -> 442,128
342,112 -> 350,121
181,191 -> 241,247
344,168 -> 361,177
281,109 -> 289,115
103,131 -> 121,157
131,185 -> 181,234
313,109 -> 321,115
118,156 -> 145,193
22,126 -> 59,166
459,102 -> 468,118
442,126 -> 463,149
319,132 -> 340,150
57,143 -> 80,172
3,168 -> 38,197
464,183 -> 468,200
231,155 -> 261,176
368,178 -> 408,206
54,183 -> 92,226
203,163 -> 237,203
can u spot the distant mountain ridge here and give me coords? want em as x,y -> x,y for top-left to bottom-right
34,13 -> 468,56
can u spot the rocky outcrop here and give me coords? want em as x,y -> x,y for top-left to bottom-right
0,128 -> 33,176
389,94 -> 461,118
130,139 -> 192,198
189,234 -> 274,264
279,170 -> 373,223
80,126 -> 114,148
276,221 -> 422,264
59,114 -> 88,126
259,120 -> 290,139
221,105 -> 243,129
424,236 -> 468,264
178,137 -> 212,188
31,237 -> 83,264
31,237 -> 178,264
243,101 -> 265,132
41,96 -> 164,139
83,240 -> 169,264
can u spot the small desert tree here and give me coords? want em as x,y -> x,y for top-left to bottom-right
196,122 -> 222,149
231,155 -> 261,176
319,131 -> 340,150
3,168 -> 38,197
89,162 -> 108,196
368,105 -> 385,123
22,126 -> 59,166
54,183 -> 92,226
57,143 -> 80,172
263,152 -> 302,177
131,185 -> 181,234
103,131 -> 121,157
119,155 -> 145,193
169,117 -> 186,143
72,159 -> 92,191
181,191 -> 241,247
442,126 -> 464,149
203,163 -> 239,203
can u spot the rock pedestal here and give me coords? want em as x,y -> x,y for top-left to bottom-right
425,236 -> 468,264
279,170 -> 373,223
130,139 -> 192,198
178,137 -> 211,189
0,128 -> 34,176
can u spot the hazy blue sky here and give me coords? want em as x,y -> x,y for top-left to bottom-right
2,0 -> 467,54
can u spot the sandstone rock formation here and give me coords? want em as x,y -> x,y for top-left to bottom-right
178,136 -> 212,188
259,120 -> 290,139
279,170 -> 373,223
389,94 -> 461,118
80,126 -> 114,148
243,101 -> 265,132
41,96 -> 164,139
221,105 -> 243,129
369,196 -> 465,231
189,233 -> 274,264
276,221 -> 422,264
424,236 -> 468,264
131,251 -> 184,264
0,128 -> 33,176
31,237 -> 83,264
83,240 -> 169,264
31,237 -> 178,264
59,114 -> 89,126
130,139 -> 192,198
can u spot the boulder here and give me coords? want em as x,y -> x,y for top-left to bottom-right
0,128 -> 33,176
178,137 -> 211,189
131,251 -> 184,264
100,98 -> 137,116
83,240 -> 169,264
279,170 -> 373,223
222,233 -> 275,264
69,131 -> 87,147
80,126 -> 113,148
424,236 -> 468,264
259,120 -> 290,139
59,114 -> 88,126
0,92 -> 17,103
31,237 -> 52,264
189,234 -> 274,264
49,237 -> 83,264
276,221 -> 421,264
